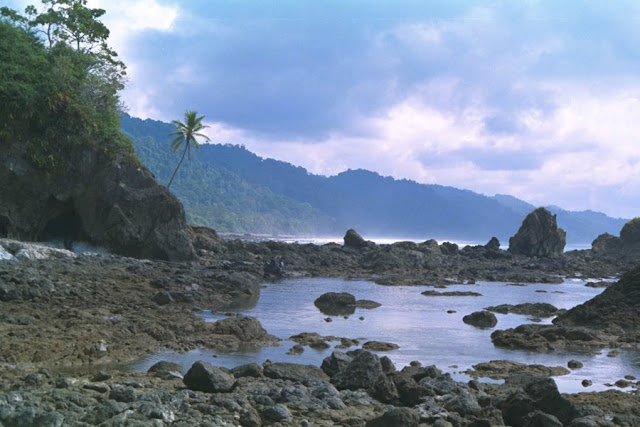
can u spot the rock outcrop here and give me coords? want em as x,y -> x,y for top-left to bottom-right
0,143 -> 195,261
463,310 -> 498,328
314,292 -> 357,315
591,218 -> 640,257
343,228 -> 370,248
508,208 -> 566,257
553,265 -> 640,332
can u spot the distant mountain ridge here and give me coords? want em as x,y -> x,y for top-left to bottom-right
121,114 -> 627,244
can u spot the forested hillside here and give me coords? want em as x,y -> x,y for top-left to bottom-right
123,115 -> 627,243
122,115 -> 334,234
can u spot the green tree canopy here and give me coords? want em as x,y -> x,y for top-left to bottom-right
0,1 -> 131,170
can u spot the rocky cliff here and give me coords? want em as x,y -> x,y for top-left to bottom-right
508,207 -> 566,258
553,264 -> 640,331
0,142 -> 195,261
591,217 -> 640,258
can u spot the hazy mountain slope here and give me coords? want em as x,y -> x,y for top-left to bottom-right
122,115 -> 334,234
122,115 -> 627,243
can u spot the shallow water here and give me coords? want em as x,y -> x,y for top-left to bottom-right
129,277 -> 640,393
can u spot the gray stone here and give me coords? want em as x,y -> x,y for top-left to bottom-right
463,310 -> 498,328
183,361 -> 236,393
508,207 -> 566,258
263,362 -> 329,382
366,407 -> 419,427
321,351 -> 354,378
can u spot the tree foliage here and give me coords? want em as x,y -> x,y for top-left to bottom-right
0,1 -> 130,170
167,110 -> 210,188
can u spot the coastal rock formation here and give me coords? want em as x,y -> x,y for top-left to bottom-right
553,265 -> 640,332
314,292 -> 357,315
491,324 -> 605,352
463,310 -> 498,328
508,208 -> 566,257
210,315 -> 277,342
343,228 -> 369,248
591,218 -> 640,258
486,303 -> 564,317
0,144 -> 195,261
591,232 -> 623,255
468,360 -> 570,379
183,361 -> 236,393
620,218 -> 640,249
485,236 -> 501,251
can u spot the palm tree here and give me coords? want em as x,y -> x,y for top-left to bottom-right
167,110 -> 210,189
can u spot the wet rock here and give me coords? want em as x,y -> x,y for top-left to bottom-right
344,229 -> 369,249
321,351 -> 354,378
620,218 -> 640,251
286,344 -> 304,354
314,292 -> 356,315
109,385 -> 136,403
491,324 -> 602,352
366,406 -> 419,427
422,290 -> 482,297
183,361 -> 236,393
379,356 -> 396,375
485,236 -> 501,251
486,303 -> 563,317
331,351 -> 385,391
442,389 -> 482,417
469,360 -> 570,379
523,410 -> 563,426
500,375 -> 583,426
508,207 -> 566,258
210,315 -> 274,341
554,265 -> 640,332
591,232 -> 623,255
463,310 -> 498,328
309,340 -> 330,350
440,242 -> 459,255
362,341 -> 399,351
568,360 -> 583,370
264,258 -> 285,278
260,404 -> 291,423
355,299 -> 381,309
263,362 -> 329,382
231,363 -> 264,378
147,361 -> 182,378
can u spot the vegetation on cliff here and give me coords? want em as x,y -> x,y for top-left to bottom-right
0,1 -> 131,171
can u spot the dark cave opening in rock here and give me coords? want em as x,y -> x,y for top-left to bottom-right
40,209 -> 86,251
0,216 -> 8,238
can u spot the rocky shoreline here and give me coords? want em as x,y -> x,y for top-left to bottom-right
2,233 -> 640,425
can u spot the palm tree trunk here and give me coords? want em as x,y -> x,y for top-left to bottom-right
167,142 -> 189,189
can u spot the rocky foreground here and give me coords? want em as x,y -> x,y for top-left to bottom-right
1,235 -> 640,426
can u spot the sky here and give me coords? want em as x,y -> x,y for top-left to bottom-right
7,0 -> 640,218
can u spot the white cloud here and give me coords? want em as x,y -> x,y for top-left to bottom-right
235,80 -> 640,218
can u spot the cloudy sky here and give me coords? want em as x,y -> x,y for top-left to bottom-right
8,1 -> 640,218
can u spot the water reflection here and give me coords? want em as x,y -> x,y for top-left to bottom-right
128,277 -> 640,394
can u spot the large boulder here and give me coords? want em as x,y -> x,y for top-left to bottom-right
554,265 -> 640,331
499,376 -> 583,425
620,218 -> 640,248
331,351 -> 385,391
343,229 -> 369,248
463,310 -> 498,328
591,232 -> 622,255
0,144 -> 195,261
183,361 -> 236,392
263,362 -> 329,382
210,315 -> 274,342
314,292 -> 356,315
508,208 -> 566,258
